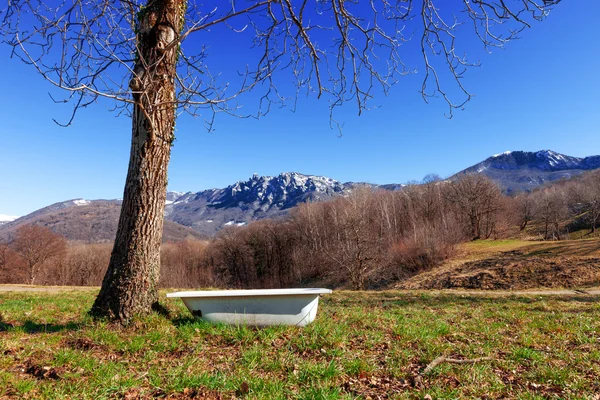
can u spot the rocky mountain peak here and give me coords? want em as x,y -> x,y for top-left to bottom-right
455,150 -> 600,193
226,172 -> 344,203
162,172 -> 349,236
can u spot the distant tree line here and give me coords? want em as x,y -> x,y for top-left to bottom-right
511,169 -> 600,240
2,169 -> 600,289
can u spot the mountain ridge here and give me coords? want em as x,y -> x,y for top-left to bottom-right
164,172 -> 351,235
0,199 -> 205,243
3,150 -> 600,240
453,150 -> 600,192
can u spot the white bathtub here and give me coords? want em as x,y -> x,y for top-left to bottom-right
167,288 -> 332,327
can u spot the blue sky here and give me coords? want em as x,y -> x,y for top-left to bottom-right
1,1 -> 599,217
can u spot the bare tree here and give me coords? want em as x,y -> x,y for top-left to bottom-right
531,186 -> 568,240
290,200 -> 333,282
10,225 -> 67,285
447,174 -> 504,240
322,189 -> 383,290
0,243 -> 14,283
60,243 -> 112,286
513,193 -> 536,231
0,243 -> 9,270
213,227 -> 255,288
160,239 -> 215,288
1,0 -> 561,320
581,171 -> 600,233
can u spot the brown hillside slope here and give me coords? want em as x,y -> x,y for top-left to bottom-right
0,201 -> 205,243
399,239 -> 600,290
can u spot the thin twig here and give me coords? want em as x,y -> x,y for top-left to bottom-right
422,356 -> 493,375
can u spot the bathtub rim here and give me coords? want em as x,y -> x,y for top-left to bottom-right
166,288 -> 332,298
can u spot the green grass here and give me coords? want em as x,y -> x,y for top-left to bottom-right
463,239 -> 527,249
1,290 -> 600,399
460,237 -> 600,259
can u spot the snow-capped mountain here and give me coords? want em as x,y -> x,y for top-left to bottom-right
165,172 -> 349,235
6,150 -> 599,240
454,150 -> 600,192
0,172 -> 359,240
223,172 -> 345,208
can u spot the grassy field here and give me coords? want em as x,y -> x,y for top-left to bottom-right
1,290 -> 599,399
459,238 -> 600,260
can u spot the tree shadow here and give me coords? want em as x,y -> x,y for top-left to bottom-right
524,241 -> 600,257
170,316 -> 198,327
169,314 -> 229,329
0,320 -> 84,333
151,301 -> 173,319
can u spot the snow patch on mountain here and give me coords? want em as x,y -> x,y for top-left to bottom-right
166,191 -> 188,202
73,199 -> 90,206
535,150 -> 580,168
0,214 -> 19,223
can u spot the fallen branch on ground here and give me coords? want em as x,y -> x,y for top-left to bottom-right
422,356 -> 493,375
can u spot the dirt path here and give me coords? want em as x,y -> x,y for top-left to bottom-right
0,285 -> 97,293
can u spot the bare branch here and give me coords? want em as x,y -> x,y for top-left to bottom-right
1,0 -> 561,127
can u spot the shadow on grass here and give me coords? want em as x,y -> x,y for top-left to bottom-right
169,316 -> 231,329
152,301 -> 173,319
524,248 -> 556,257
524,240 -> 600,257
0,320 -> 84,333
170,316 -> 198,327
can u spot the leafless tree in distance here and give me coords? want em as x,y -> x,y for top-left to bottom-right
447,174 -> 504,240
580,171 -> 600,233
531,186 -> 568,240
1,0 -> 561,321
10,225 -> 67,285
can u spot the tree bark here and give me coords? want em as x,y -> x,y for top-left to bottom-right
91,0 -> 184,321
29,262 -> 35,285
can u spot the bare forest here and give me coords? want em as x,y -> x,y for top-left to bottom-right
2,170 -> 600,290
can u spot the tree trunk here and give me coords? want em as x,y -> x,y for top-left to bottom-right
90,0 -> 184,321
520,220 -> 528,231
470,215 -> 480,241
29,263 -> 35,285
